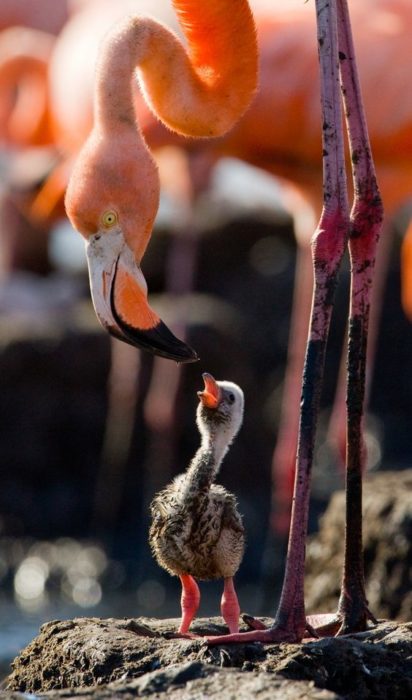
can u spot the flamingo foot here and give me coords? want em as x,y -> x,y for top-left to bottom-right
336,598 -> 378,636
311,605 -> 377,638
238,608 -> 377,641
242,613 -> 320,639
205,622 -> 302,646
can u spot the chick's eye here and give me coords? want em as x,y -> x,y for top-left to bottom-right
228,393 -> 235,403
102,210 -> 118,228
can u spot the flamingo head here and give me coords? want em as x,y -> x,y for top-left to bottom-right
65,129 -> 198,363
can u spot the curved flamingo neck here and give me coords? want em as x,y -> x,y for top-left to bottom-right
94,18 -> 145,134
94,0 -> 257,138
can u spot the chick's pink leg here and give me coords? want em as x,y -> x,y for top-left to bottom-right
221,577 -> 240,633
179,574 -> 200,634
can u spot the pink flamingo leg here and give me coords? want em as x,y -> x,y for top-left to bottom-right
221,577 -> 241,634
179,574 -> 200,634
313,0 -> 383,638
327,217 -> 392,469
207,0 -> 349,645
310,0 -> 384,639
270,242 -> 314,538
333,0 -> 382,634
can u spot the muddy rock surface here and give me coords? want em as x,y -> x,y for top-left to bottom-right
306,470 -> 412,620
4,616 -> 412,699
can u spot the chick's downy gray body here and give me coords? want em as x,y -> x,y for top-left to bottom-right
151,477 -> 244,580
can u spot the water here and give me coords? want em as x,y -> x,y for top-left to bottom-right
0,594 -> 115,681
0,586 -> 171,673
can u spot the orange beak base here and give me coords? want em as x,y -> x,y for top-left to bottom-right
110,257 -> 198,363
197,372 -> 221,409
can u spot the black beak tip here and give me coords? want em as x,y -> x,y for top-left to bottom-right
177,344 -> 199,364
157,334 -> 199,364
110,307 -> 200,363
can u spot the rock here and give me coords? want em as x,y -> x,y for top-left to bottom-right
305,470 -> 412,620
5,617 -> 412,699
44,663 -> 341,700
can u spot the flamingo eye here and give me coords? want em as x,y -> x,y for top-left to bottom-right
102,210 -> 118,228
228,393 -> 235,403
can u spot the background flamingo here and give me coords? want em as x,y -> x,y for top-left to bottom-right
0,0 -> 70,34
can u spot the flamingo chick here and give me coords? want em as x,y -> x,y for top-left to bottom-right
149,373 -> 245,635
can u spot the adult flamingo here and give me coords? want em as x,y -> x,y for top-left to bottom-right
208,0 -> 383,643
0,0 -> 69,34
0,1 -> 108,149
64,0 -> 258,361
0,4 -> 66,282
0,27 -> 55,148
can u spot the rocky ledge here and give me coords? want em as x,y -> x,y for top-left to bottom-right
3,616 -> 412,699
306,470 -> 412,621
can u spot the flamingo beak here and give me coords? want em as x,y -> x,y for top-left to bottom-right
86,231 -> 198,363
197,372 -> 221,409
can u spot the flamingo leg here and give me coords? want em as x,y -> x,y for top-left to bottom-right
309,0 -> 383,639
179,574 -> 200,634
207,0 -> 349,645
221,577 -> 241,633
270,241 -> 314,540
327,218 -> 392,469
332,0 -> 383,635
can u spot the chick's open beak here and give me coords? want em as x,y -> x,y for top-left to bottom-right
197,372 -> 221,409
